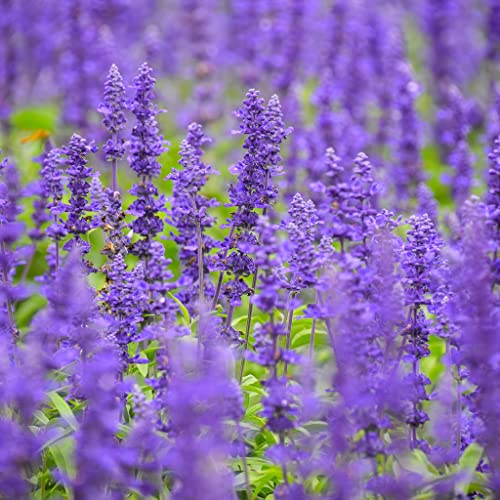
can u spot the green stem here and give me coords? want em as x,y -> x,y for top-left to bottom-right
238,268 -> 259,383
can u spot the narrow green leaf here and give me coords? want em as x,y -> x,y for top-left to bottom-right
455,443 -> 484,495
458,443 -> 483,471
48,437 -> 75,496
48,392 -> 78,431
136,361 -> 149,377
167,292 -> 191,325
33,410 -> 50,426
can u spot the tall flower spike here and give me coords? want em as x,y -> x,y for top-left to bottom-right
36,251 -> 102,364
166,122 -> 219,312
179,0 -> 220,124
416,183 -> 439,227
165,339 -> 240,500
60,0 -> 103,128
73,346 -> 123,499
392,62 -> 425,204
312,148 -> 350,248
486,0 -> 500,66
127,63 -> 167,260
401,214 -> 444,451
99,251 -> 146,364
311,69 -> 339,173
285,193 -> 319,292
29,148 -> 52,243
246,216 -> 300,489
127,62 -> 166,180
348,152 -> 380,260
61,134 -> 97,259
486,136 -> 500,288
98,64 -> 127,191
331,260 -> 385,494
452,204 -> 500,490
213,90 -> 290,311
126,63 -> 176,325
437,85 -> 473,204
36,144 -> 67,277
273,0 -> 305,98
0,157 -> 25,337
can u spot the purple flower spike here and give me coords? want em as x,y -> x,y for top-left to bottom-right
401,214 -> 444,450
452,204 -> 500,489
128,62 -> 166,180
393,62 -> 425,203
99,64 -> 127,191
61,134 -> 97,258
167,122 -> 218,311
284,193 -> 319,291
486,136 -> 500,287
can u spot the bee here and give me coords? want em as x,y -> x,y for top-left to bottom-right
103,242 -> 116,254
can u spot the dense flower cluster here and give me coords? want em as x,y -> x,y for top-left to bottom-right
1,2 -> 500,499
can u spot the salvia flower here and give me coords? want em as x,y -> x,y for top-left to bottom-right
165,340 -> 240,500
99,251 -> 147,363
486,136 -> 500,287
98,63 -> 127,191
127,62 -> 166,180
249,216 -> 299,431
90,174 -> 129,257
283,192 -> 319,291
312,148 -> 350,247
127,63 -> 167,260
166,122 -> 218,311
179,0 -> 220,124
73,346 -> 123,500
0,157 -> 25,337
437,85 -> 473,204
400,214 -> 444,450
61,134 -> 97,257
29,147 -> 53,243
393,61 -> 425,203
417,183 -> 439,227
35,144 -> 67,277
452,202 -> 500,489
0,418 -> 42,498
215,90 -> 290,309
348,152 -> 380,259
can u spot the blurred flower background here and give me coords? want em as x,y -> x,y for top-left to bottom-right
0,0 -> 500,499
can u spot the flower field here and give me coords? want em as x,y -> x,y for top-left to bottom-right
1,1 -> 499,498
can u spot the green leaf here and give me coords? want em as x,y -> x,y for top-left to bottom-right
40,428 -> 74,451
33,410 -> 49,426
166,292 -> 191,325
136,361 -> 149,377
15,294 -> 47,328
241,374 -> 259,387
47,392 -> 78,431
455,443 -> 484,495
421,335 -> 446,384
48,437 -> 75,495
11,105 -> 58,132
397,449 -> 439,479
458,443 -> 483,470
291,329 -> 328,349
251,466 -> 282,498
